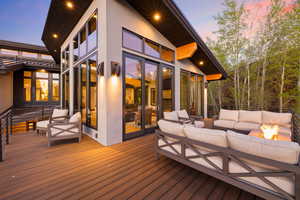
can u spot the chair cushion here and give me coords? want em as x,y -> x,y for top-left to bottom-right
234,122 -> 260,131
229,161 -> 294,195
52,109 -> 69,118
184,127 -> 228,148
69,112 -> 81,123
219,109 -> 239,121
163,111 -> 179,121
36,120 -> 49,129
177,110 -> 189,119
227,130 -> 300,168
238,110 -> 262,124
194,121 -> 204,128
157,120 -> 185,137
214,120 -> 235,129
262,111 -> 292,128
50,125 -> 79,136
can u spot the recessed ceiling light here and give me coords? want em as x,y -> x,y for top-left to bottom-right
199,61 -> 204,66
66,1 -> 74,9
153,13 -> 161,21
52,33 -> 58,39
54,50 -> 57,52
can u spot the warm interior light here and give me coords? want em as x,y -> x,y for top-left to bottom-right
153,13 -> 161,21
52,34 -> 58,39
66,1 -> 74,9
261,124 -> 279,140
199,61 -> 204,66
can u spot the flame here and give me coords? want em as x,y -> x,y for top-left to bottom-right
260,124 -> 279,140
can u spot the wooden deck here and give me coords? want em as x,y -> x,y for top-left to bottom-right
0,132 -> 264,200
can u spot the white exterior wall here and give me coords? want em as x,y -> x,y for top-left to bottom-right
60,0 -> 207,146
0,73 -> 13,113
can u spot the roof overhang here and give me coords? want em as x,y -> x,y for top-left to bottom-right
42,0 -> 227,79
0,40 -> 49,54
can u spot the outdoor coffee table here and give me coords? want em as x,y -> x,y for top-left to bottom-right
249,129 -> 291,142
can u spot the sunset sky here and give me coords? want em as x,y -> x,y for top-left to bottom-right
0,0 -> 296,46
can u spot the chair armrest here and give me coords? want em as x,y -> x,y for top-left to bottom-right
48,121 -> 80,127
163,119 -> 184,125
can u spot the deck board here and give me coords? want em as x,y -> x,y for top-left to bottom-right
0,132 -> 264,200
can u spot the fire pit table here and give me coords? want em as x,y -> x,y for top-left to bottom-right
249,129 -> 291,142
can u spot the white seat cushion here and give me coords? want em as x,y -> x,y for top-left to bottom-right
186,148 -> 223,170
177,110 -> 189,119
238,110 -> 262,124
219,109 -> 239,121
227,130 -> 300,168
262,111 -> 292,128
50,124 -> 79,136
69,112 -> 81,123
157,120 -> 185,137
194,121 -> 204,128
163,111 -> 179,121
229,161 -> 294,195
36,120 -> 49,129
52,109 -> 68,118
184,127 -> 228,148
234,122 -> 260,131
214,120 -> 235,129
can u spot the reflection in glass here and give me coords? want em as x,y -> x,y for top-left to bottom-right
80,28 -> 87,57
24,78 -> 31,102
190,75 -> 203,115
52,80 -> 59,101
24,71 -> 32,77
36,79 -> 48,101
161,47 -> 174,63
123,30 -> 143,52
81,63 -> 87,123
125,57 -> 142,134
88,56 -> 97,129
88,12 -> 97,52
36,72 -> 49,78
73,35 -> 79,63
145,63 -> 157,128
63,72 -> 69,108
145,40 -> 160,58
74,67 -> 80,112
162,67 -> 173,112
180,71 -> 190,111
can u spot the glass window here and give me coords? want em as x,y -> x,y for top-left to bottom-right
24,71 -> 32,77
161,47 -> 174,63
180,71 -> 190,111
41,54 -> 53,60
63,72 -> 69,108
36,79 -> 49,101
73,35 -> 79,63
80,28 -> 87,57
61,50 -> 66,71
145,40 -> 160,58
22,51 -> 37,58
24,78 -> 31,102
66,46 -> 70,69
52,73 -> 59,79
88,55 -> 97,129
81,63 -> 87,123
123,30 -> 143,52
1,49 -> 18,56
52,80 -> 59,101
162,67 -> 173,112
124,57 -> 142,134
87,12 -> 97,52
36,72 -> 49,78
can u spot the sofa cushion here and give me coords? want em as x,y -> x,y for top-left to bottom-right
278,126 -> 291,136
157,120 -> 185,137
177,110 -> 189,119
37,120 -> 49,129
227,130 -> 300,168
184,127 -> 228,148
262,111 -> 292,128
194,121 -> 204,128
214,120 -> 235,129
229,161 -> 294,195
234,122 -> 260,131
238,110 -> 262,124
219,109 -> 239,121
163,111 -> 179,121
52,109 -> 68,118
69,112 -> 81,123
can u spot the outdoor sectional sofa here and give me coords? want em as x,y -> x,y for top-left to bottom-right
156,119 -> 300,200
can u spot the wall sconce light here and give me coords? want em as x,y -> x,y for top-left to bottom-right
97,62 -> 104,76
111,61 -> 121,76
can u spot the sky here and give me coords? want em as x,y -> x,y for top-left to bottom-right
0,0 -> 294,46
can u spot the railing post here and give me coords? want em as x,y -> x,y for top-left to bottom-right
0,119 -> 4,162
10,111 -> 12,136
6,114 -> 10,145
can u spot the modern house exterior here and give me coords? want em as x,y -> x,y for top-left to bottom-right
0,40 -> 60,113
42,0 -> 227,146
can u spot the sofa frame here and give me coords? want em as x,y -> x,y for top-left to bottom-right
155,129 -> 300,200
47,121 -> 82,147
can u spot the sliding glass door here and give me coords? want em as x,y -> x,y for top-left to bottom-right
123,53 -> 174,140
